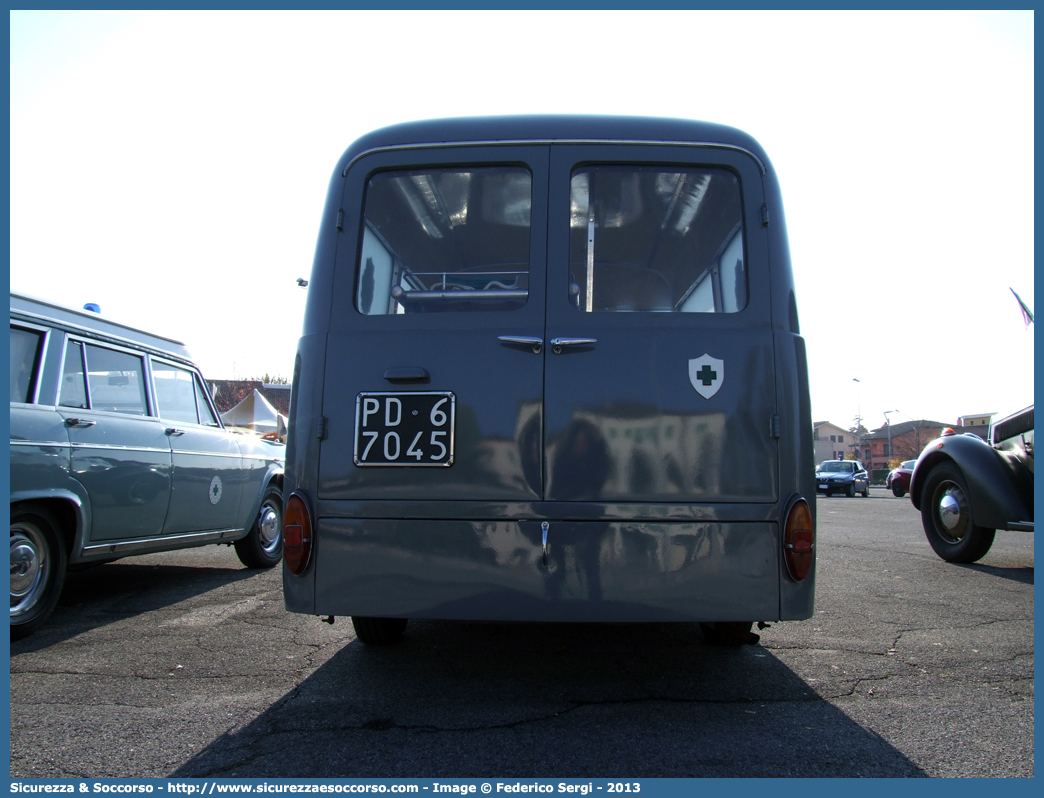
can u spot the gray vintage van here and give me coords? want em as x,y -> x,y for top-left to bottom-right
282,116 -> 815,645
10,292 -> 285,639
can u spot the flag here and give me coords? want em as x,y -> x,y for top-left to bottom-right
1010,287 -> 1033,328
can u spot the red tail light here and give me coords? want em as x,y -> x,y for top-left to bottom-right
784,498 -> 815,581
284,493 -> 313,576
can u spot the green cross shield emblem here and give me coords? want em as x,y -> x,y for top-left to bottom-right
688,354 -> 724,399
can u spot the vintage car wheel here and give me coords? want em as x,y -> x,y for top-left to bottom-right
920,463 -> 996,563
10,505 -> 67,640
699,621 -> 760,646
892,482 -> 906,498
234,485 -> 283,569
351,616 -> 408,645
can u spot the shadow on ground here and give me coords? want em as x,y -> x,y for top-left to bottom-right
957,563 -> 1034,585
11,558 -> 258,652
173,619 -> 927,778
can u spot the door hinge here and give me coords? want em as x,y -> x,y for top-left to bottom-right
317,416 -> 329,441
336,209 -> 344,231
770,414 -> 781,439
761,204 -> 770,227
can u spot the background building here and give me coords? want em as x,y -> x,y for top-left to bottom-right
813,421 -> 858,463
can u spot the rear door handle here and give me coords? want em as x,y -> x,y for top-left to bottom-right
550,337 -> 597,354
384,367 -> 430,384
498,335 -> 543,354
64,418 -> 96,428
165,428 -> 185,436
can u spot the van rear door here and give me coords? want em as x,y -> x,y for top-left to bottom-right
542,145 -> 778,504
318,146 -> 550,502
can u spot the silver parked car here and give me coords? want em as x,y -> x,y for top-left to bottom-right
10,292 -> 285,639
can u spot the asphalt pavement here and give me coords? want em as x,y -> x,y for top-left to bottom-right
9,489 -> 1034,778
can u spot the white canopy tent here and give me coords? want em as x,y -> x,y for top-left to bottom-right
220,389 -> 288,439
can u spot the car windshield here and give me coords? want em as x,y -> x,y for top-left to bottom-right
819,461 -> 853,472
902,460 -> 916,469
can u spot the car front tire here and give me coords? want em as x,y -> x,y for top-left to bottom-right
234,485 -> 283,569
892,482 -> 906,498
920,463 -> 995,563
10,505 -> 67,640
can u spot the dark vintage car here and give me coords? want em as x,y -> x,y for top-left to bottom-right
10,292 -> 285,639
886,460 -> 916,497
815,459 -> 870,497
911,407 -> 1033,563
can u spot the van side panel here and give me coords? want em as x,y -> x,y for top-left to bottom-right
314,518 -> 778,622
281,335 -> 328,615
775,333 -> 817,619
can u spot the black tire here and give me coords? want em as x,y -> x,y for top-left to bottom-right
351,616 -> 408,645
920,463 -> 996,563
862,484 -> 870,497
10,505 -> 68,640
699,621 -> 760,646
846,484 -> 855,498
892,482 -> 906,498
234,485 -> 283,569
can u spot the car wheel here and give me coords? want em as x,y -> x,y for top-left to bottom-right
234,485 -> 283,569
920,463 -> 995,563
351,616 -> 408,645
700,621 -> 760,646
10,505 -> 68,640
862,483 -> 870,497
892,482 -> 906,498
846,484 -> 855,498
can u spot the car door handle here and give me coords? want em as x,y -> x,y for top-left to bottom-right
550,337 -> 597,354
64,418 -> 96,428
165,428 -> 185,436
384,367 -> 430,384
498,335 -> 543,354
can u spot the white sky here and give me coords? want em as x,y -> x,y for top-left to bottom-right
9,10 -> 1034,432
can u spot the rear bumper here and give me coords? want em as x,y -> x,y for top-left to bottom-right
298,517 -> 808,623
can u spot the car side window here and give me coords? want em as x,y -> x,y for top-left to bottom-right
59,341 -> 88,409
568,166 -> 746,313
356,166 -> 533,314
10,325 -> 43,403
152,361 -> 202,423
83,344 -> 148,415
194,377 -> 219,426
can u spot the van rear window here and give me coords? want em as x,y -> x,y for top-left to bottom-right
356,167 -> 532,314
569,166 -> 746,313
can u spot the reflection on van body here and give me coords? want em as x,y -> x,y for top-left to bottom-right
284,116 -> 816,643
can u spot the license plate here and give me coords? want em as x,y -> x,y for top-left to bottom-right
354,392 -> 455,467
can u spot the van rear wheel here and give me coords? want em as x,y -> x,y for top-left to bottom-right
351,616 -> 408,645
699,621 -> 759,646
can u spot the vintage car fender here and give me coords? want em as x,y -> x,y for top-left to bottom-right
9,485 -> 94,564
239,459 -> 284,533
910,433 -> 1032,531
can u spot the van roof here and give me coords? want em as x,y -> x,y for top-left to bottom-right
10,290 -> 195,363
340,115 -> 772,176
